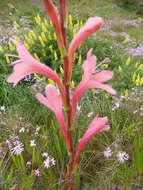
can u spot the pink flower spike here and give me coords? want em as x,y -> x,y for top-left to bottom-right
36,84 -> 66,139
73,116 -> 109,171
7,39 -> 65,101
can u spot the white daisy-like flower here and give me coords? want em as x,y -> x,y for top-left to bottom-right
87,112 -> 93,118
13,140 -> 21,145
11,142 -> 24,155
30,140 -> 36,147
19,127 -> 25,133
103,147 -> 112,158
34,169 -> 41,176
117,152 -> 129,163
42,152 -> 48,158
44,157 -> 50,169
51,157 -> 56,166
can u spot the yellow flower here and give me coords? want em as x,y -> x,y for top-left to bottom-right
30,30 -> 37,39
8,41 -> 15,51
14,36 -> 20,42
78,54 -> 82,65
24,34 -> 31,43
69,14 -> 73,28
54,32 -> 56,40
50,20 -> 52,26
140,78 -> 143,85
136,74 -> 140,86
74,53 -> 76,61
103,64 -> 108,68
24,42 -> 30,50
105,94 -> 109,99
60,65 -> 64,74
48,79 -> 54,84
34,73 -> 41,80
37,14 -> 41,24
138,64 -> 143,71
118,66 -> 122,72
6,56 -> 10,64
48,32 -> 52,40
42,51 -> 46,57
54,51 -> 58,60
132,72 -> 136,82
123,34 -> 129,44
28,33 -> 33,40
0,45 -> 3,52
34,53 -> 40,61
49,45 -> 53,53
38,36 -> 45,47
70,81 -> 75,89
73,27 -> 77,36
42,23 -> 48,33
80,20 -> 83,28
13,20 -> 19,27
41,32 -> 47,42
126,57 -> 131,66
44,19 -> 49,26
135,62 -> 139,68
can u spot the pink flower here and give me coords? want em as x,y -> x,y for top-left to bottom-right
7,39 -> 65,101
36,84 -> 66,140
71,49 -> 116,124
73,116 -> 109,171
68,17 -> 104,80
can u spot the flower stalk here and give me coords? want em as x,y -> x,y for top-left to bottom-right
7,0 -> 116,189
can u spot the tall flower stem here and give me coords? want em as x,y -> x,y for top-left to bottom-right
59,1 -> 75,188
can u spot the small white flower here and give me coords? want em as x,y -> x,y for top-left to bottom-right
19,117 -> 22,121
87,112 -> 93,118
30,140 -> 36,147
26,161 -> 31,166
103,147 -> 112,158
117,152 -> 129,163
36,126 -> 40,132
19,127 -> 25,133
35,169 -> 41,176
11,142 -> 24,155
42,152 -> 48,158
133,110 -> 138,114
0,106 -> 5,111
44,157 -> 50,169
51,158 -> 56,166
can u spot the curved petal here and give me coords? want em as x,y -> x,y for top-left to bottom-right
7,39 -> 65,101
36,84 -> 66,138
68,17 -> 104,60
82,49 -> 97,78
72,116 -> 109,171
91,70 -> 114,82
89,81 -> 116,95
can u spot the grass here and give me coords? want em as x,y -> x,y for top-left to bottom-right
0,0 -> 143,189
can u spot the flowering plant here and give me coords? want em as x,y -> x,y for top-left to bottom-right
7,0 -> 116,189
